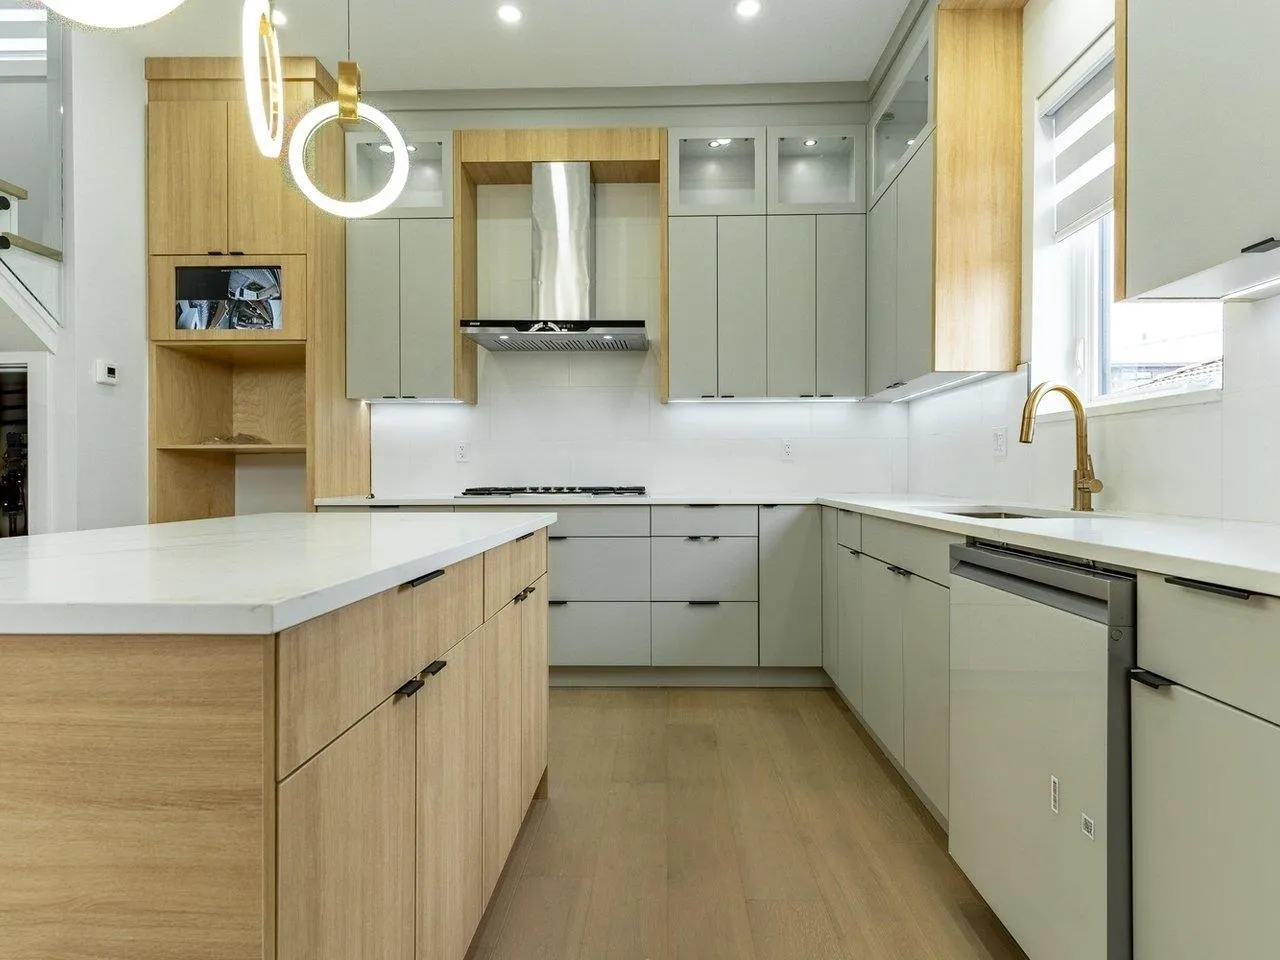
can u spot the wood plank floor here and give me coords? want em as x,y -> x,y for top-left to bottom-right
468,688 -> 1028,960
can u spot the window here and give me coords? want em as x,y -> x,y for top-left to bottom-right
1037,34 -> 1223,403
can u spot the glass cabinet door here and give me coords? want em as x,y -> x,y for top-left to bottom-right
767,125 -> 868,214
345,126 -> 453,218
871,25 -> 933,198
668,127 -> 767,216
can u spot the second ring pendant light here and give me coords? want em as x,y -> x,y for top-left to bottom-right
286,0 -> 409,218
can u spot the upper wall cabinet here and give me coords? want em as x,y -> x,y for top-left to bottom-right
147,99 -> 309,257
870,22 -> 933,201
767,125 -> 868,215
346,127 -> 453,219
668,128 -> 767,216
861,5 -> 1022,401
1119,0 -> 1280,300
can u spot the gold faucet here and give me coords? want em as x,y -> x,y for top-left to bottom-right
1019,382 -> 1104,512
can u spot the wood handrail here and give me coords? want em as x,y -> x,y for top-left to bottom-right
0,179 -> 28,201
0,232 -> 63,262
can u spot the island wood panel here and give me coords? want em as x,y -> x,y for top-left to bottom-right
0,634 -> 274,960
276,586 -> 416,777
147,100 -> 228,255
932,7 -> 1023,373
521,574 -> 550,805
456,127 -> 664,164
277,693 -> 416,960
410,554 -> 485,671
482,605 -> 524,901
148,254 -> 309,342
483,532 -> 548,620
418,624 -> 485,960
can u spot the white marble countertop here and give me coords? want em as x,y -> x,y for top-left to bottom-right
818,494 -> 1280,596
317,492 -> 1280,595
0,512 -> 556,636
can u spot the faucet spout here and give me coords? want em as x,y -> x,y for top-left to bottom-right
1019,382 -> 1104,512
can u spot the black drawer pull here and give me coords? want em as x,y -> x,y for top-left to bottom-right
515,532 -> 535,543
550,536 -> 569,541
687,504 -> 718,509
701,394 -> 715,399
423,660 -> 447,677
1242,237 -> 1280,255
800,394 -> 815,399
888,565 -> 913,578
820,394 -> 835,398
404,569 -> 445,589
685,535 -> 720,542
549,600 -> 569,607
848,548 -> 860,557
720,394 -> 736,399
1130,668 -> 1175,690
688,601 -> 721,607
396,677 -> 426,698
1163,575 -> 1255,601
206,250 -> 224,256
371,504 -> 402,510
762,504 -> 778,509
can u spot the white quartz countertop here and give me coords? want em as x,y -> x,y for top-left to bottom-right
0,512 -> 556,636
818,494 -> 1280,596
315,495 -> 818,507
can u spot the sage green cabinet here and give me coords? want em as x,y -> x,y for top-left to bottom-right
766,216 -> 817,397
836,546 -> 864,712
668,216 -> 719,399
821,507 -> 839,679
867,185 -> 899,396
816,215 -> 868,398
717,216 -> 768,397
860,556 -> 905,763
759,505 -> 821,667
902,574 -> 949,819
347,218 -> 454,400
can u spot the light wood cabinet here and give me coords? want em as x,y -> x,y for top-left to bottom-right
759,505 -> 822,667
418,624 -> 485,960
483,601 -> 525,900
227,98 -> 309,255
1120,0 -> 1280,300
347,218 -> 456,400
521,574 -> 550,805
860,557 -> 906,763
902,574 -> 949,819
278,694 -> 417,960
147,100 -> 229,256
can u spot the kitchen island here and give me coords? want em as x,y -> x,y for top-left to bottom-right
0,511 -> 554,960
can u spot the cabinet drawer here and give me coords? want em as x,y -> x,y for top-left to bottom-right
836,509 -> 861,550
651,602 -> 759,666
277,585 -> 415,777
483,530 -> 548,619
651,536 -> 758,601
550,538 -> 650,601
550,602 -> 651,666
650,505 -> 758,537
1138,572 -> 1280,725
410,554 -> 484,666
458,504 -> 648,537
862,516 -> 960,586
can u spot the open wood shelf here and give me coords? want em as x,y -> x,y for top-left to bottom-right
154,339 -> 307,367
156,444 -> 307,455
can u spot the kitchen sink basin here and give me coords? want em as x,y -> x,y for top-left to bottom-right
946,510 -> 1043,520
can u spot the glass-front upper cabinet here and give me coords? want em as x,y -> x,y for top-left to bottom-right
345,126 -> 452,218
767,125 -> 868,214
870,14 -> 934,200
668,128 -> 767,216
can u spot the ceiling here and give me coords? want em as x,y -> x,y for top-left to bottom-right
123,0 -> 913,91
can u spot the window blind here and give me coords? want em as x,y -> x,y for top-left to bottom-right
1049,59 -> 1116,241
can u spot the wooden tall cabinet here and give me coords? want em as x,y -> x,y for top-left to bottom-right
145,58 -> 370,522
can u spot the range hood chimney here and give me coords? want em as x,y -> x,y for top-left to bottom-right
461,161 -> 649,352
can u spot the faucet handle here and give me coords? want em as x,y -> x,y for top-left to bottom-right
1081,476 -> 1104,494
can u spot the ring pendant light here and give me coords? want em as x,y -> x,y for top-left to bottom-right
242,0 -> 285,158
41,0 -> 189,28
286,1 -> 410,218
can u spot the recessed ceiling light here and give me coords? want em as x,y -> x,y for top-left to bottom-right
407,144 -> 418,152
270,7 -> 286,26
379,143 -> 395,154
735,0 -> 762,19
602,335 -> 615,340
499,334 -> 511,340
804,139 -> 817,147
497,4 -> 523,24
907,138 -> 916,146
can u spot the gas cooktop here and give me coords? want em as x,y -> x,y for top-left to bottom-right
460,485 -> 647,497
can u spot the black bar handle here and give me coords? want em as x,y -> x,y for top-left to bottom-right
720,394 -> 735,399
423,660 -> 447,677
687,504 -> 718,509
686,536 -> 704,542
762,504 -> 778,509
1241,237 -> 1280,255
515,532 -> 535,543
549,600 -> 569,607
404,569 -> 445,589
396,677 -> 426,698
800,394 -> 815,399
1130,668 -> 1175,690
889,565 -> 913,578
550,536 -> 569,541
206,250 -> 224,256
1163,575 -> 1255,601
820,394 -> 835,399
688,600 -> 721,607
701,394 -> 715,399
229,250 -> 246,256
370,503 -> 402,510
848,548 -> 860,557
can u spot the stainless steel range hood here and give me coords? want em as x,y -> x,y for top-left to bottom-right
461,161 -> 650,352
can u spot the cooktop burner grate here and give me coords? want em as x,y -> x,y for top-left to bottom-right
460,485 -> 647,497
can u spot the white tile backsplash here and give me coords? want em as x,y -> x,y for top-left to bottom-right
372,182 -> 908,497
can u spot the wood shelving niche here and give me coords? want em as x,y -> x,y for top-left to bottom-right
145,57 -> 370,523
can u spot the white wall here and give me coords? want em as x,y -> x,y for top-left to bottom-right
372,182 -> 908,497
0,80 -> 50,241
49,29 -> 148,531
907,0 -> 1280,523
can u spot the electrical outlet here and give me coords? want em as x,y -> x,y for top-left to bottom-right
1050,776 -> 1060,815
781,439 -> 794,462
455,442 -> 470,463
992,426 -> 1009,460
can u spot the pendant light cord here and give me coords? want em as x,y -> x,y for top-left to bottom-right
346,0 -> 352,59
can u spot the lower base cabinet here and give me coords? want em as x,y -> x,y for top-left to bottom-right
652,601 -> 759,666
836,547 -> 863,709
550,601 -> 651,666
860,558 -> 906,763
902,576 -> 949,818
279,695 -> 418,960
483,601 -> 525,901
1133,681 -> 1280,959
522,575 -> 549,805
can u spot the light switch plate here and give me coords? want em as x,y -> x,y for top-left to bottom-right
992,427 -> 1009,460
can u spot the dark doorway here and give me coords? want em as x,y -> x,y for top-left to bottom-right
0,366 -> 28,537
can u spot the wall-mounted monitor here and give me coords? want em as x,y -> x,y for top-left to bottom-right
174,265 -> 283,332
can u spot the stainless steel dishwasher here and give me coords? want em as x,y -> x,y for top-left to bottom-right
949,542 -> 1135,960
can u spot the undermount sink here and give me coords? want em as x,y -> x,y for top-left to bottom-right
946,510 -> 1043,520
